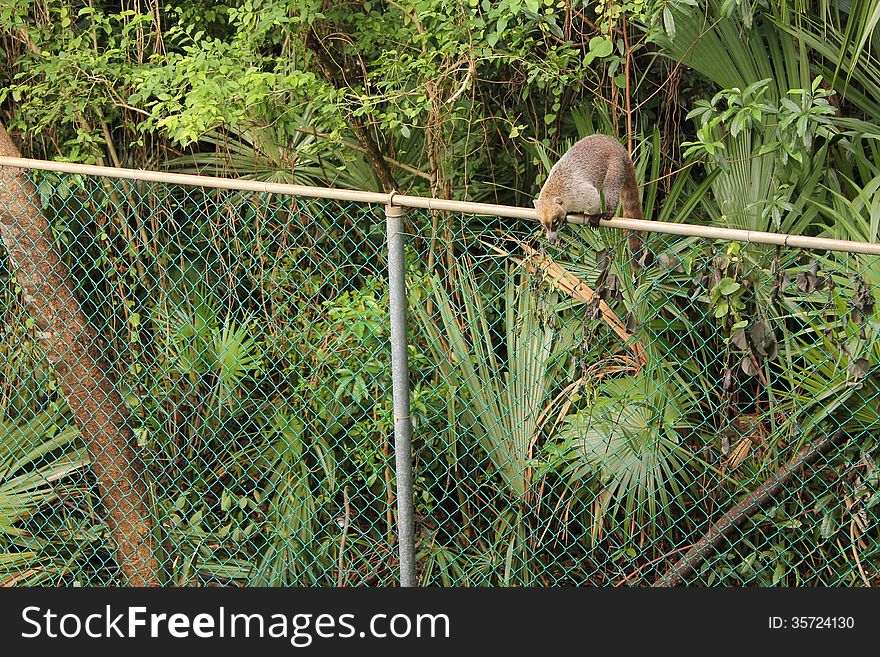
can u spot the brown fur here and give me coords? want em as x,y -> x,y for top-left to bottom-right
535,135 -> 646,262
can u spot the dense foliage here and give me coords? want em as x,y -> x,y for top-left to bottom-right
1,0 -> 879,585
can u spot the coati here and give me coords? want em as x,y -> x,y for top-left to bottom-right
534,134 -> 646,261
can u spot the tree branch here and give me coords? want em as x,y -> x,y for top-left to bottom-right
305,30 -> 399,192
654,429 -> 845,587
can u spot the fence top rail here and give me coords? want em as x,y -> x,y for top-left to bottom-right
2,155 -> 879,256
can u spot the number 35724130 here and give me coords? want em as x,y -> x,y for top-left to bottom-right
769,616 -> 854,629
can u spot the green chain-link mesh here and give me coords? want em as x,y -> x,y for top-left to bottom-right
1,171 -> 877,586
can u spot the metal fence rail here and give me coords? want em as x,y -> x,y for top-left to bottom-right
0,159 -> 878,587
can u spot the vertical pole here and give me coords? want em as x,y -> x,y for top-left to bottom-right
385,202 -> 417,587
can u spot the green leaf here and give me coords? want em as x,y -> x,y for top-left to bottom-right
716,279 -> 741,296
589,36 -> 613,58
662,7 -> 675,39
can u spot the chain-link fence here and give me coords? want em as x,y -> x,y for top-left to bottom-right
0,164 -> 878,587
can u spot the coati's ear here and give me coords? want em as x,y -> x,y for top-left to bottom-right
553,196 -> 563,205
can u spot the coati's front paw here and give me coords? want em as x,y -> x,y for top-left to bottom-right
587,211 -> 614,228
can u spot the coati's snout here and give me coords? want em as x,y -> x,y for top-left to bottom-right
534,197 -> 566,245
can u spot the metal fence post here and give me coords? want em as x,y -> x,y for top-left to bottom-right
385,201 -> 417,587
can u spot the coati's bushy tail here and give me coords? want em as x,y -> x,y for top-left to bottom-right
620,164 -> 643,221
620,164 -> 648,266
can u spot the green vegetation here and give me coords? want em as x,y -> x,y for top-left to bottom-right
1,0 -> 879,586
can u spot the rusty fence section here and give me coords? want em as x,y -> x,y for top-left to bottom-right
0,161 -> 878,586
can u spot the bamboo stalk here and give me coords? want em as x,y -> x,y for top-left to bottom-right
1,156 -> 879,255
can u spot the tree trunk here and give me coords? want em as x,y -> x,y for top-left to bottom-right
0,123 -> 160,586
